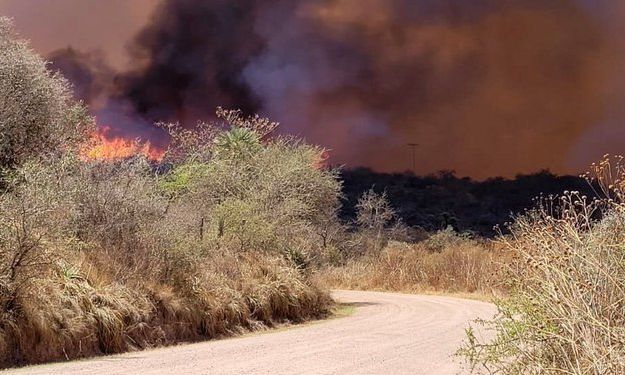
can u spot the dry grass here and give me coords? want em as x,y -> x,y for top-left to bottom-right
0,251 -> 330,367
319,231 -> 507,296
461,156 -> 625,374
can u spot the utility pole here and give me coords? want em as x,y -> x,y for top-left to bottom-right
407,143 -> 418,172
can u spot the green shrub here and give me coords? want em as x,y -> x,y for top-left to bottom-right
161,117 -> 342,263
423,226 -> 473,252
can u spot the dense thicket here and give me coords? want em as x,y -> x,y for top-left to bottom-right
0,21 -> 335,367
341,168 -> 596,236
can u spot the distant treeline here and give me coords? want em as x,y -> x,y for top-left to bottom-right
340,168 -> 597,236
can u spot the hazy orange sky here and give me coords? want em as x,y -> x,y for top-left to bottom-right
0,0 -> 157,69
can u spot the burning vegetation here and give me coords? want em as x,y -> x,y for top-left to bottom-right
82,126 -> 164,161
0,19 -> 334,367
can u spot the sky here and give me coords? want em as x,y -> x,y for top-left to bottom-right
1,0 -> 624,179
0,0 -> 157,69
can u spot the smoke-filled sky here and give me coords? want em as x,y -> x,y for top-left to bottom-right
1,0 -> 624,178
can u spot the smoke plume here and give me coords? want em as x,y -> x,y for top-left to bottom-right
119,0 -> 264,123
2,0 -> 623,178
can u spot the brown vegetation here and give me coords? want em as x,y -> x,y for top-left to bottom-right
319,229 -> 506,296
0,19 -> 333,368
461,156 -> 625,374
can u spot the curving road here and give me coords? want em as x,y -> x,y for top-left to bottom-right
4,290 -> 495,375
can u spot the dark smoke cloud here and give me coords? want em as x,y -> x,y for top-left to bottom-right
48,48 -> 167,145
48,48 -> 113,103
118,0 -> 265,124
13,0 -> 622,178
242,0 -> 606,178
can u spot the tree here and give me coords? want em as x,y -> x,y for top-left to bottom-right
0,18 -> 91,171
355,189 -> 395,253
213,127 -> 262,160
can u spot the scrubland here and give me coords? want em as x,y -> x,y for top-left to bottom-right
3,16 -> 625,374
0,19 -> 333,366
1,17 -> 504,367
333,158 -> 625,373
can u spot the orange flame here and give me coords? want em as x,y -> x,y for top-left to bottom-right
82,126 -> 164,161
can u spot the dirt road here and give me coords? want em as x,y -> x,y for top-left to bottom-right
4,290 -> 495,375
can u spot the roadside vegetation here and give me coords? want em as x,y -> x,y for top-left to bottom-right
336,158 -> 625,374
320,231 -> 504,296
317,182 -> 507,297
5,15 -> 622,374
0,17 -> 513,368
460,157 -> 625,374
0,19 -> 333,367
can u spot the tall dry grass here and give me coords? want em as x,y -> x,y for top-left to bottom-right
320,229 -> 506,295
0,251 -> 329,366
461,156 -> 625,374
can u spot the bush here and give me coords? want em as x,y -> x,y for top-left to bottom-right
0,136 -> 335,366
461,156 -> 625,374
0,18 -> 91,171
161,119 -> 343,264
0,102 -> 344,367
422,226 -> 473,252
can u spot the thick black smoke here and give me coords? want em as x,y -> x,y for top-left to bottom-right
118,0 -> 266,124
48,48 -> 112,103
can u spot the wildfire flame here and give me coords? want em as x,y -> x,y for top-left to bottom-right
83,126 -> 164,161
